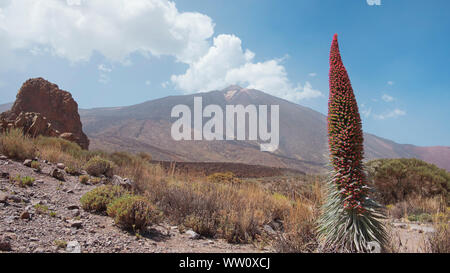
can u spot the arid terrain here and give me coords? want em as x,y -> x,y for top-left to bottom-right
0,156 -> 269,253
0,154 -> 442,253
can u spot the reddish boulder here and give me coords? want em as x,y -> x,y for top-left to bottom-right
1,78 -> 89,149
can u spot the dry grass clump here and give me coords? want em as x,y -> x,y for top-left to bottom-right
84,156 -> 115,177
207,172 -> 241,185
0,128 -> 36,160
386,196 -> 447,222
427,221 -> 449,253
80,185 -> 128,212
107,195 -> 161,231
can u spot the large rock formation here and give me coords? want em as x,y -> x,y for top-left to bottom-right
0,78 -> 89,149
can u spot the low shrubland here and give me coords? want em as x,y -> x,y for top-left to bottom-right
2,129 -> 449,252
80,185 -> 128,212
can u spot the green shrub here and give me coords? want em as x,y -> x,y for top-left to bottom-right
407,213 -> 433,223
107,195 -> 160,230
35,136 -> 85,159
84,156 -> 114,177
54,240 -> 67,249
80,185 -> 127,212
10,174 -> 35,187
79,174 -> 90,184
367,158 -> 450,205
31,161 -> 41,171
0,128 -> 36,160
34,203 -> 49,214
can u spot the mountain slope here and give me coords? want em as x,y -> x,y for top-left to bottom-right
78,86 -> 450,172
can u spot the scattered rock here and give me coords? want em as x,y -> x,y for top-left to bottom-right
20,210 -> 31,220
0,172 -> 9,179
0,155 -> 7,160
51,168 -> 65,181
23,159 -> 33,167
56,163 -> 65,169
68,220 -> 83,229
0,192 -> 9,203
111,175 -> 133,190
392,222 -> 408,229
66,241 -> 81,253
67,205 -> 79,210
185,229 -> 200,240
367,241 -> 381,253
263,224 -> 276,236
0,236 -> 12,251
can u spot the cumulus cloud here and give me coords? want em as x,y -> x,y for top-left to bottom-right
387,81 -> 394,86
374,109 -> 406,120
98,64 -> 112,84
171,34 -> 322,101
308,73 -> 317,77
0,0 -> 214,63
366,0 -> 381,6
0,0 -> 321,102
381,94 -> 394,102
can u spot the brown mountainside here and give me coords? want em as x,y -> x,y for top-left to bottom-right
77,86 -> 450,172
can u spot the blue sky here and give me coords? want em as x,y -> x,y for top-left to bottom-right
0,0 -> 449,146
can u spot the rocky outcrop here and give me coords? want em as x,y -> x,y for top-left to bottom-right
0,78 -> 89,149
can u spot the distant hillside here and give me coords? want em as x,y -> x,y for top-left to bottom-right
77,86 -> 450,172
0,103 -> 12,113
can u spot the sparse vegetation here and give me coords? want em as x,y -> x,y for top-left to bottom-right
34,203 -> 49,214
207,172 -> 241,185
367,158 -> 450,205
10,174 -> 35,187
84,156 -> 115,177
2,128 -> 447,252
0,128 -> 36,160
107,195 -> 160,231
79,174 -> 90,184
54,240 -> 67,249
31,160 -> 41,171
80,185 -> 128,212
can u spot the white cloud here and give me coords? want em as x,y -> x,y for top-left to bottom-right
0,0 -> 214,63
98,64 -> 112,73
171,34 -> 322,101
381,94 -> 394,102
374,109 -> 406,120
0,0 -> 321,102
387,81 -> 394,86
366,0 -> 381,6
145,80 -> 151,86
98,64 -> 112,84
308,72 -> 317,77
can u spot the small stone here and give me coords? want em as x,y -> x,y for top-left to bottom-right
20,210 -> 31,220
0,192 -> 9,203
70,209 -> 80,218
23,159 -> 33,167
0,155 -> 7,160
263,224 -> 276,235
0,237 -> 12,251
185,229 -> 200,240
57,163 -> 65,169
69,220 -> 83,228
67,205 -> 80,210
66,241 -> 81,253
0,172 -> 9,179
51,168 -> 65,181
